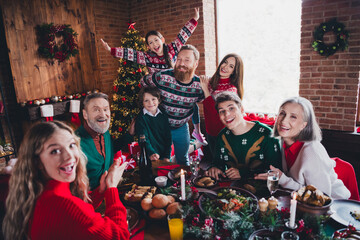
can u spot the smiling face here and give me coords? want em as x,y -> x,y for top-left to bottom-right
39,129 -> 80,183
219,56 -> 236,79
276,102 -> 308,146
218,100 -> 245,132
83,97 -> 110,134
147,35 -> 164,56
174,49 -> 198,83
143,92 -> 160,115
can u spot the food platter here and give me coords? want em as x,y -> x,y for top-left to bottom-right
192,176 -> 217,189
248,229 -> 282,240
127,207 -> 139,231
198,187 -> 258,221
330,199 -> 360,229
167,166 -> 194,182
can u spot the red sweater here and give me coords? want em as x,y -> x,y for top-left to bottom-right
203,78 -> 237,136
30,180 -> 130,240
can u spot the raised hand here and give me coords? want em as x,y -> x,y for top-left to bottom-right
150,153 -> 160,161
225,167 -> 241,179
105,160 -> 128,188
193,8 -> 200,21
100,38 -> 111,52
200,75 -> 211,97
206,167 -> 226,181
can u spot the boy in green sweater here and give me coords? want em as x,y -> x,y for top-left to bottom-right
135,86 -> 172,162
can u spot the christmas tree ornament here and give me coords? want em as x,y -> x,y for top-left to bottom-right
20,102 -> 27,107
45,98 -> 50,103
67,95 -> 73,100
51,96 -> 59,102
87,90 -> 92,95
34,100 -> 41,106
40,99 -> 46,105
27,100 -> 33,105
81,92 -> 86,97
93,89 -> 100,93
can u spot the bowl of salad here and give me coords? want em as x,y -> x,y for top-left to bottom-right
198,187 -> 258,221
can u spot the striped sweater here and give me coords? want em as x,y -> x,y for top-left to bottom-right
142,69 -> 204,128
110,18 -> 198,74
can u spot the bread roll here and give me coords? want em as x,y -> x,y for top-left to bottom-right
141,198 -> 153,211
166,202 -> 181,215
152,194 -> 169,209
167,195 -> 175,204
149,208 -> 166,219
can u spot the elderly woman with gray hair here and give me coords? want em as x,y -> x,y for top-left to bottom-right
255,96 -> 350,199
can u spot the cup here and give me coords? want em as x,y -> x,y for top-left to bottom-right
168,213 -> 183,240
155,176 -> 168,187
281,231 -> 299,240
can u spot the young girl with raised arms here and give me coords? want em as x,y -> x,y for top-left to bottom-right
101,8 -> 207,145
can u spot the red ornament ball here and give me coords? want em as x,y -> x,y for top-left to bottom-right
81,92 -> 86,97
121,97 -> 126,101
118,127 -> 123,132
45,98 -> 50,103
137,68 -> 142,73
123,61 -> 127,65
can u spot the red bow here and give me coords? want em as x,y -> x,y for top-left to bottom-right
127,22 -> 136,30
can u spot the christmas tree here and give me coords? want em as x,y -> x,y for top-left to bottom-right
110,23 -> 147,139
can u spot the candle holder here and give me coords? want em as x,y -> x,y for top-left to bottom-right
285,220 -> 298,230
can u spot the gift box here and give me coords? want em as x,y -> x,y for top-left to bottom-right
128,142 -> 140,156
114,151 -> 137,170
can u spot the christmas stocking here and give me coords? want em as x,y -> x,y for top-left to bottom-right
40,104 -> 54,121
70,100 -> 81,127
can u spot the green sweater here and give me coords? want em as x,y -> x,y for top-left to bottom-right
213,121 -> 281,178
135,110 -> 172,159
76,125 -> 114,190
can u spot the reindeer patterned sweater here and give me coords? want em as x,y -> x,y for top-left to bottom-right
212,121 -> 281,179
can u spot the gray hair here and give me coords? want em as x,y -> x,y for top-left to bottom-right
215,91 -> 242,112
273,96 -> 322,142
83,92 -> 109,110
179,44 -> 200,61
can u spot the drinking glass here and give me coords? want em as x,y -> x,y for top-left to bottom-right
168,213 -> 183,240
281,231 -> 299,240
267,170 -> 279,196
189,155 -> 200,176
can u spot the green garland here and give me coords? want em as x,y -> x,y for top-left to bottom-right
312,18 -> 349,57
36,23 -> 79,62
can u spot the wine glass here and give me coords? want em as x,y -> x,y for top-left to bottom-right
267,170 -> 279,196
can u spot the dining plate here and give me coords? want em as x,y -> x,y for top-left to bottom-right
198,186 -> 258,221
192,176 -> 218,189
127,207 -> 139,231
330,199 -> 360,229
167,166 -> 194,182
248,229 -> 282,240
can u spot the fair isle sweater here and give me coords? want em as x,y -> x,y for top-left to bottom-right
141,69 -> 204,128
203,78 -> 238,136
279,141 -> 350,199
30,180 -> 130,240
110,19 -> 198,74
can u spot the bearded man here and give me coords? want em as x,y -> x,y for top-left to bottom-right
76,92 -> 113,190
142,44 -> 204,165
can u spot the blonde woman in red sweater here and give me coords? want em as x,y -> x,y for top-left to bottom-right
200,54 -> 244,158
2,121 -> 129,240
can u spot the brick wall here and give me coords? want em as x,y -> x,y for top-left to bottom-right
300,0 -> 360,131
94,0 -> 129,94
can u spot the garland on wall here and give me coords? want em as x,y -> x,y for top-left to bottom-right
311,18 -> 349,57
36,23 -> 79,62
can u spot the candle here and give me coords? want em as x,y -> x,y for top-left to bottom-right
289,192 -> 297,228
180,169 -> 185,201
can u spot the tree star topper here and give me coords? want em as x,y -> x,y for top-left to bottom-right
127,22 -> 136,30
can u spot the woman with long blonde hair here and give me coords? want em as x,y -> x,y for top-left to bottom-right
3,121 -> 129,240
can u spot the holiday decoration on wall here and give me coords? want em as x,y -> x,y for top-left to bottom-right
36,23 -> 79,62
110,23 -> 147,139
311,18 -> 349,57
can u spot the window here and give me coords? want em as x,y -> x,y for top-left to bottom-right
216,0 -> 302,114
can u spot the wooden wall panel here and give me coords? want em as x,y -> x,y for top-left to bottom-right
1,0 -> 100,102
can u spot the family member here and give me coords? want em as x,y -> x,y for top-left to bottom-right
255,97 -> 350,199
2,121 -> 129,240
141,44 -> 204,165
75,92 -> 113,190
101,8 -> 206,145
200,53 -> 244,157
135,86 -> 172,162
206,92 -> 281,180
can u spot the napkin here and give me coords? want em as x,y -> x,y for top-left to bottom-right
130,218 -> 145,240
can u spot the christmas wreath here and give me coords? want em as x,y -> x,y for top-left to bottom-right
311,18 -> 349,57
36,23 -> 79,62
